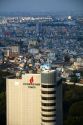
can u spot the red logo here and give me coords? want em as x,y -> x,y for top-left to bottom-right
29,76 -> 34,85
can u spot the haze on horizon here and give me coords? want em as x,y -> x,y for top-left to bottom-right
0,0 -> 83,14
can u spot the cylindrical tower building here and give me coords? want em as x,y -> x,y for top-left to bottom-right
41,70 -> 56,125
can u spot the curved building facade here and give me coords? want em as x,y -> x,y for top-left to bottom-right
41,70 -> 56,125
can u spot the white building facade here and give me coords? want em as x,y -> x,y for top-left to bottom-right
6,70 -> 63,125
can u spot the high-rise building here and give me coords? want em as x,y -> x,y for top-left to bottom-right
11,45 -> 20,56
6,70 -> 63,125
36,22 -> 42,36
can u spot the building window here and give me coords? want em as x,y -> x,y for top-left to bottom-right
42,114 -> 56,117
41,97 -> 56,100
42,108 -> 56,112
41,91 -> 56,94
41,85 -> 56,88
42,103 -> 56,106
42,119 -> 56,122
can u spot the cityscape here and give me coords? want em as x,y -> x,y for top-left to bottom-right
0,0 -> 83,125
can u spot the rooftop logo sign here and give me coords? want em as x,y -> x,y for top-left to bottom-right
29,76 -> 34,85
23,75 -> 40,88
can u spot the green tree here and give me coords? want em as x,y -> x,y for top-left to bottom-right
64,101 -> 83,125
0,92 -> 6,125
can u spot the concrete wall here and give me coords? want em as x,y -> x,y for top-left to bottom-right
6,74 -> 41,125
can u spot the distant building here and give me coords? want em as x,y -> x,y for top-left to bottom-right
4,49 -> 10,57
36,22 -> 42,36
11,45 -> 20,56
0,51 -> 4,63
4,46 -> 20,58
28,48 -> 39,54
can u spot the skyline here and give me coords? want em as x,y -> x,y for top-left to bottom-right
0,0 -> 83,14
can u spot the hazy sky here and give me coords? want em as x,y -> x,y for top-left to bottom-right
0,0 -> 83,13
